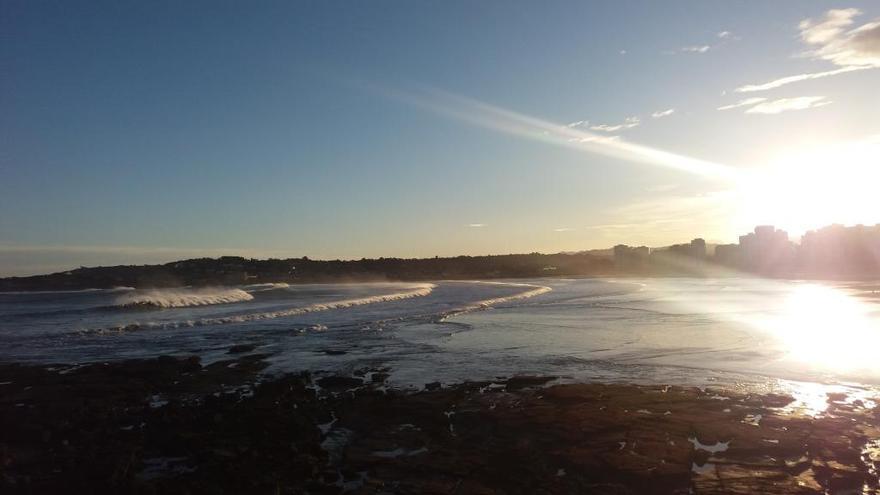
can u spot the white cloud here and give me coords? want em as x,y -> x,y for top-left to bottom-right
468,223 -> 487,228
717,97 -> 767,110
744,96 -> 832,114
387,86 -> 739,179
735,65 -> 870,92
566,120 -> 587,128
717,31 -> 732,39
736,8 -> 880,92
590,116 -> 640,132
651,108 -> 675,119
619,49 -> 627,55
799,8 -> 860,45
553,228 -> 575,232
681,45 -> 710,53
568,135 -> 621,144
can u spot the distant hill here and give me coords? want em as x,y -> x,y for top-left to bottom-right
0,253 -> 615,291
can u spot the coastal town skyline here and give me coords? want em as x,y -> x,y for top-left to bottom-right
3,222 -> 877,283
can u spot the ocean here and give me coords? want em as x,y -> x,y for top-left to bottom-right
2,277 -> 878,399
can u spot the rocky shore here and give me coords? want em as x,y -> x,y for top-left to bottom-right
1,354 -> 878,494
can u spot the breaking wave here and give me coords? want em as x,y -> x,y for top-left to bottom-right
116,288 -> 255,308
442,281 -> 552,318
90,283 -> 436,333
242,282 -> 290,292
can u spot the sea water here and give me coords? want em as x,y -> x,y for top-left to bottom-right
1,278 -> 878,394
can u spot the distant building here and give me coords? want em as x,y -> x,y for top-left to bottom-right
799,223 -> 880,278
737,226 -> 793,274
713,244 -> 739,266
690,238 -> 707,259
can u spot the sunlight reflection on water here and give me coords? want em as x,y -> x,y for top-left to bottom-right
741,283 -> 880,376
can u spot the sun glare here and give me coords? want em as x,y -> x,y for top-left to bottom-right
770,284 -> 880,373
737,139 -> 880,236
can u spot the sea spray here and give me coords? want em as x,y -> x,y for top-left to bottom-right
93,283 -> 436,332
116,288 -> 255,308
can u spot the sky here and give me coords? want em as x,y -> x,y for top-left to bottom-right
2,0 -> 879,276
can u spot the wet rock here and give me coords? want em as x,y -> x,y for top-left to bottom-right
316,376 -> 363,391
227,344 -> 255,354
505,375 -> 556,390
1,360 -> 877,494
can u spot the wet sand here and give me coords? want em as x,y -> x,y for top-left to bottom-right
1,354 -> 878,494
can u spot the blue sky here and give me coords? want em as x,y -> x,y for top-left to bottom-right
2,1 -> 879,275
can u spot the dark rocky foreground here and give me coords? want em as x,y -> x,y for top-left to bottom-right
1,355 -> 878,494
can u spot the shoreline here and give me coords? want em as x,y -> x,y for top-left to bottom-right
2,354 -> 878,494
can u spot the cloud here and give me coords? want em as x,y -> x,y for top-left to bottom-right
681,45 -> 710,53
719,93 -> 832,116
468,223 -> 487,228
744,96 -> 832,114
566,120 -> 587,128
651,108 -> 675,119
619,49 -> 627,55
799,8 -> 860,45
590,116 -> 640,132
736,8 -> 880,92
717,31 -> 732,39
384,86 -> 739,179
553,227 -> 575,232
717,97 -> 768,110
735,65 -> 870,92
568,135 -> 621,144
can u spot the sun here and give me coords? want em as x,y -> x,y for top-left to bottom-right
735,138 -> 880,237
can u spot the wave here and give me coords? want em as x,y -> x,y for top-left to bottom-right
115,288 -> 255,308
242,282 -> 290,292
87,283 -> 436,333
442,281 -> 552,318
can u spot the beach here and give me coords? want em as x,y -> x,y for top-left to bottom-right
2,278 -> 879,493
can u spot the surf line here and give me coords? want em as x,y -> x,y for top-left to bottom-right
85,283 -> 436,333
442,280 -> 553,319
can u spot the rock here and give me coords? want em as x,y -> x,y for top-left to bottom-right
315,376 -> 363,391
321,349 -> 347,356
227,344 -> 256,354
505,375 -> 556,390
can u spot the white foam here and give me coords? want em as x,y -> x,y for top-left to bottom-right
469,281 -> 553,309
116,288 -> 254,308
95,283 -> 435,332
443,281 -> 552,317
242,282 -> 290,292
742,413 -> 762,426
688,437 -> 729,453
